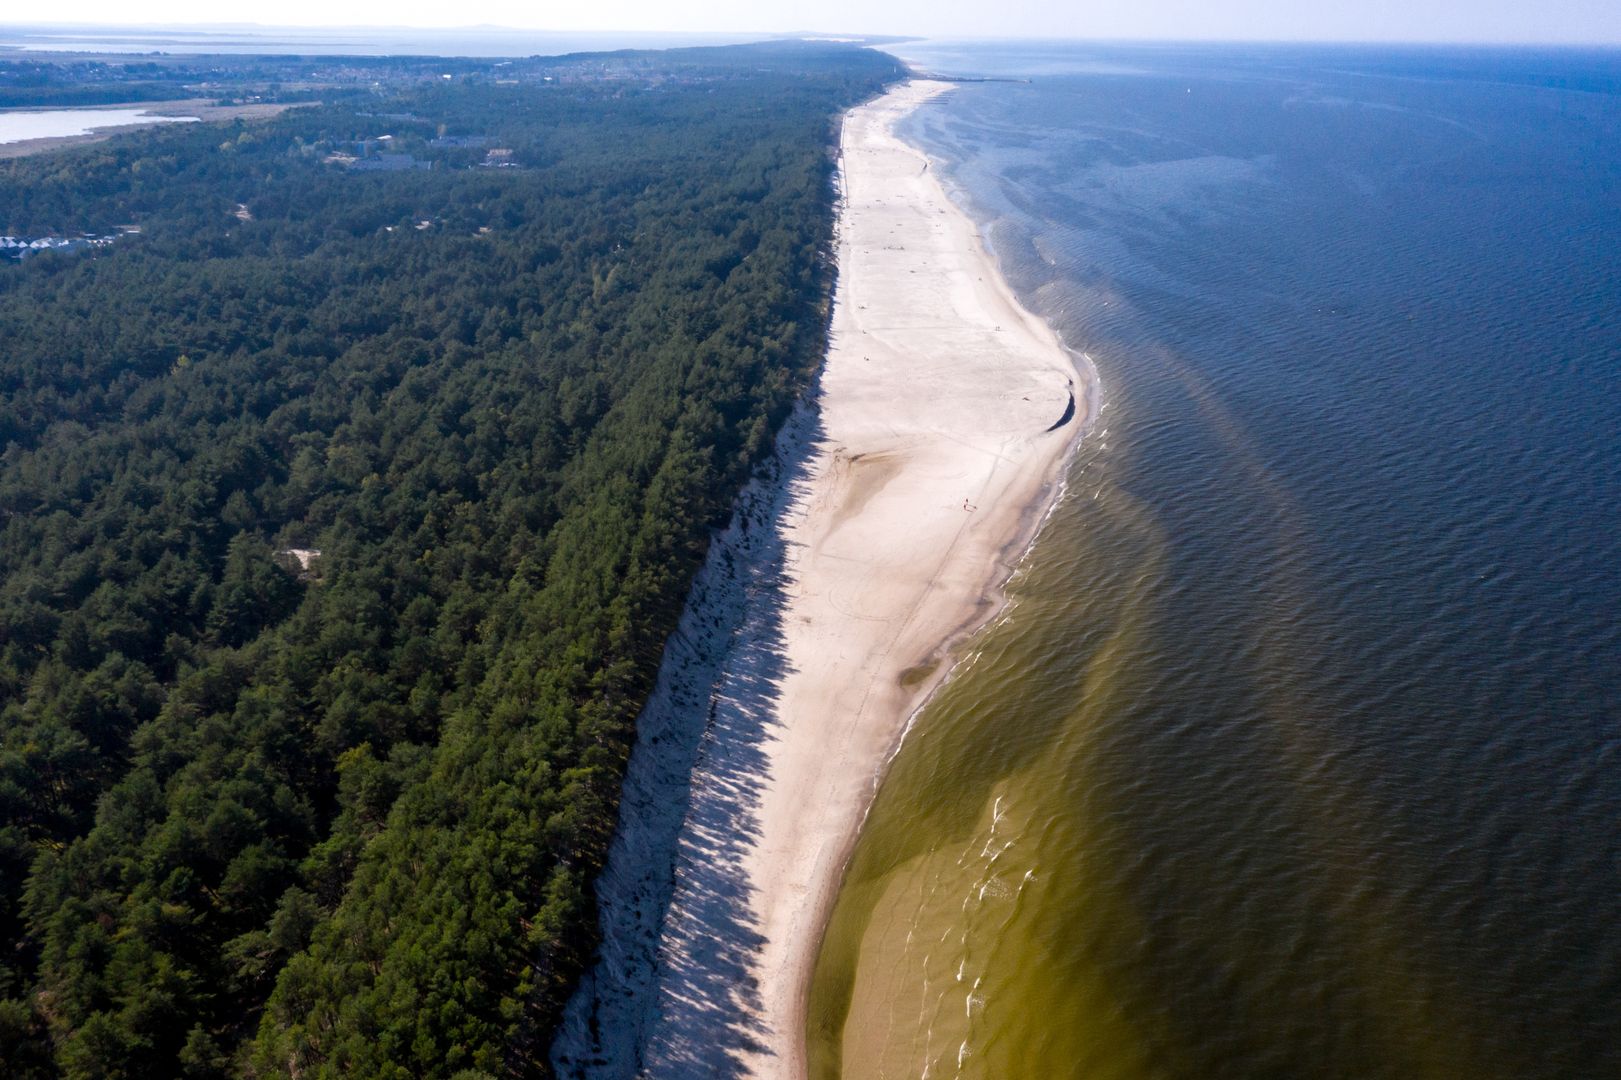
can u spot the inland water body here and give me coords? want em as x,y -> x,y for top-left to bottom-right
0,108 -> 195,144
808,43 -> 1621,1080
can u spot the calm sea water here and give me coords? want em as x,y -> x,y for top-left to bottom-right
810,43 -> 1621,1079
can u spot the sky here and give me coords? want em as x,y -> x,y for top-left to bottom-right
8,0 -> 1621,45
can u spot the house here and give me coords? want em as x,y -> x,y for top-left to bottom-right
349,154 -> 431,172
2,235 -> 98,261
430,134 -> 493,148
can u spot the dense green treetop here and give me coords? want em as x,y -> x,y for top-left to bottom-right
0,41 -> 900,1078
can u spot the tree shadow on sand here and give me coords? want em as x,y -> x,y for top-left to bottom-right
552,400 -> 827,1079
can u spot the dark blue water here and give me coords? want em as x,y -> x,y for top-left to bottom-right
811,44 -> 1621,1078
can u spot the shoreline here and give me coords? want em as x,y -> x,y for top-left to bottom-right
553,78 -> 1095,1079
0,100 -> 302,159
770,80 -> 1097,1077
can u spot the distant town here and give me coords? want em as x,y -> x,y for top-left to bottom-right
0,47 -> 797,113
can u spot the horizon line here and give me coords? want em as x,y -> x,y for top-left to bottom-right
2,20 -> 1619,50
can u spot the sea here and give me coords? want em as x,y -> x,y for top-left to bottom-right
808,41 -> 1621,1080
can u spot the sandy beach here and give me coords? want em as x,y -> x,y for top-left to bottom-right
554,78 -> 1094,1079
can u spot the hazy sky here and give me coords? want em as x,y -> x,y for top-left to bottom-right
14,0 -> 1621,44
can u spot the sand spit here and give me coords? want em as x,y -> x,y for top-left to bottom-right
553,79 -> 1094,1079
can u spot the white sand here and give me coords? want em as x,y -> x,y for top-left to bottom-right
553,79 -> 1094,1079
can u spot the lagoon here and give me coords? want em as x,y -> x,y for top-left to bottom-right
0,108 -> 196,145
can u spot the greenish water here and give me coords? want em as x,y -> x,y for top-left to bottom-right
809,42 -> 1621,1080
808,406 -> 1189,1078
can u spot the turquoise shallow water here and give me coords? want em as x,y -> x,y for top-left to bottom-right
810,43 -> 1621,1079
